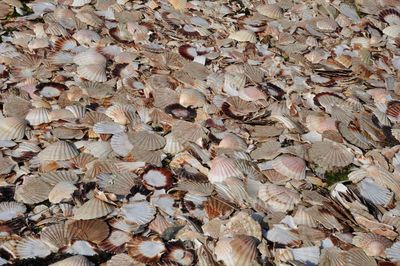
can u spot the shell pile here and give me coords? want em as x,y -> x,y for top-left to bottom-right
1,0 -> 400,265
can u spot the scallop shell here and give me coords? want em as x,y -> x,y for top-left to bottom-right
38,141 -> 79,161
81,111 -> 112,126
93,121 -> 125,135
99,230 -> 131,253
221,211 -> 262,240
316,19 -> 338,32
15,237 -> 51,259
121,200 -> 156,225
25,107 -> 50,126
77,64 -> 107,82
48,181 -> 77,203
167,245 -> 194,266
215,235 -> 259,266
168,0 -> 187,10
258,183 -> 300,212
386,242 -> 400,262
204,197 -> 234,219
68,219 -> 110,243
352,233 -> 392,257
179,88 -> 206,108
128,131 -> 166,151
76,11 -> 103,28
289,246 -> 320,265
209,156 -> 242,183
272,155 -> 306,180
338,122 -> 372,150
110,133 -> 134,157
171,120 -> 207,144
357,178 -> 393,207
50,255 -> 94,266
257,4 -> 283,19
131,149 -> 164,167
105,254 -> 135,266
267,224 -> 300,244
14,177 -> 52,204
3,95 -> 31,118
142,167 -> 173,190
40,223 -> 74,252
379,8 -> 400,25
228,30 -> 257,43
127,236 -> 166,264
40,170 -> 79,186
65,105 -> 86,119
0,117 -> 27,140
383,25 -> 400,38
0,201 -> 26,221
307,141 -> 353,170
83,141 -> 113,158
346,248 -> 377,266
105,104 -> 138,125
73,49 -> 106,66
163,133 -> 184,154
73,197 -> 114,220
97,172 -> 137,195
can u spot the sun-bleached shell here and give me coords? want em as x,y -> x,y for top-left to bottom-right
73,197 -> 114,220
257,4 -> 283,19
25,107 -> 50,126
352,233 -> 392,257
48,181 -> 77,203
40,223 -> 73,252
228,30 -> 257,43
14,177 -> 52,204
0,117 -> 27,140
121,200 -> 156,225
128,131 -> 166,151
38,141 -> 79,161
215,235 -> 259,266
50,255 -> 94,266
15,237 -> 51,259
127,236 -> 166,264
307,141 -> 353,170
258,184 -> 300,212
40,170 -> 79,185
0,201 -> 26,221
97,172 -> 137,195
209,156 -> 242,183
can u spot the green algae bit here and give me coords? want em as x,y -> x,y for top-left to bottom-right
325,168 -> 351,186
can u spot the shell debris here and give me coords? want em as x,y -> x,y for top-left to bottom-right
0,0 -> 400,265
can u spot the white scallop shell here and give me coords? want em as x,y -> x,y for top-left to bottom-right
25,107 -> 50,126
93,121 -> 125,135
0,117 -> 27,140
77,64 -> 107,82
110,132 -> 134,157
97,172 -> 137,195
209,156 -> 242,183
15,237 -> 51,259
121,200 -> 156,225
38,141 -> 79,161
0,201 -> 26,221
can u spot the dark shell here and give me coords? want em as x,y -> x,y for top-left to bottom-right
164,103 -> 197,121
